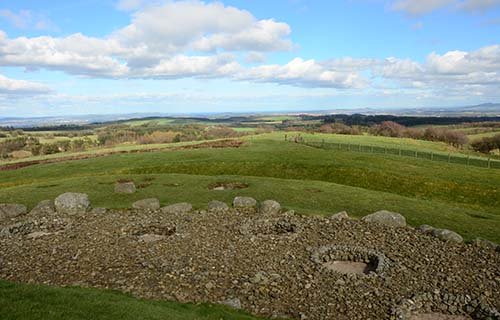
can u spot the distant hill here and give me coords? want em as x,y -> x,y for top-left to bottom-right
1,103 -> 499,128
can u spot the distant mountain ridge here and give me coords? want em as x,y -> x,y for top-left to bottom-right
1,103 -> 499,128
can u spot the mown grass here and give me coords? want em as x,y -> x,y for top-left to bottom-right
0,280 -> 262,320
0,136 -> 498,241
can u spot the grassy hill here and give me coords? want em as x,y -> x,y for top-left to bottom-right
0,133 -> 498,242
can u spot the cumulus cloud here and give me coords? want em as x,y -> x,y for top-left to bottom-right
239,58 -> 368,89
114,1 -> 292,54
0,74 -> 51,95
374,45 -> 500,95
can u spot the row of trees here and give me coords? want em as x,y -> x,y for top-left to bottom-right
96,125 -> 246,147
470,134 -> 500,154
0,136 -> 96,159
369,121 -> 469,147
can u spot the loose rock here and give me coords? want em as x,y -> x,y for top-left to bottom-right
260,200 -> 281,215
330,211 -> 349,221
207,200 -> 229,212
29,200 -> 55,216
233,196 -> 257,209
161,202 -> 192,214
54,193 -> 90,215
431,228 -> 463,243
0,203 -> 27,221
361,210 -> 406,227
114,181 -> 136,194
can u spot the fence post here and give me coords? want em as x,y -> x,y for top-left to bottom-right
415,150 -> 418,158
488,157 -> 491,169
448,154 -> 451,163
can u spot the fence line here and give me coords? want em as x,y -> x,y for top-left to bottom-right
295,139 -> 500,169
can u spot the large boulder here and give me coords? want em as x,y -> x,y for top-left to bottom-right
0,203 -> 27,221
54,193 -> 90,215
115,181 -> 136,194
207,200 -> 229,212
29,200 -> 55,216
361,210 -> 406,227
233,196 -> 257,209
260,200 -> 281,215
161,202 -> 192,214
431,228 -> 463,243
133,198 -> 160,210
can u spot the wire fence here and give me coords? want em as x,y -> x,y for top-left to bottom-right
296,139 -> 500,170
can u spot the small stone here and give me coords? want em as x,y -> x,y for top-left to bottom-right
26,231 -> 51,239
418,224 -> 434,234
138,234 -> 166,243
221,297 -> 242,309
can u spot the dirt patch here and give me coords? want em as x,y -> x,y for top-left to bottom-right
208,181 -> 249,191
323,261 -> 374,275
409,314 -> 471,320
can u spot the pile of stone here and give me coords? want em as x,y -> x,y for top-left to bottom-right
0,193 -> 499,320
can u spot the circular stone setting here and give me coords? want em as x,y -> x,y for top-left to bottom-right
311,245 -> 390,275
393,292 -> 500,320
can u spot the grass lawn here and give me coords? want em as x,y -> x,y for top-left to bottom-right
0,135 -> 498,242
0,280 -> 262,320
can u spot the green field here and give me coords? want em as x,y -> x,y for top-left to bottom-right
1,133 -> 498,242
0,280 -> 262,320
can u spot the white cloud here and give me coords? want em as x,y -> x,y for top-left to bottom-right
239,58 -> 368,89
389,0 -> 500,15
114,1 -> 291,55
391,0 -> 455,15
0,74 -> 51,95
0,9 -> 58,31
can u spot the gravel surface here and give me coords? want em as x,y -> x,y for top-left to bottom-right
0,206 -> 499,320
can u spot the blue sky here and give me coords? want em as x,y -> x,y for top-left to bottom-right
0,0 -> 499,116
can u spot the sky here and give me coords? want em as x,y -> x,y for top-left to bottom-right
0,0 -> 499,116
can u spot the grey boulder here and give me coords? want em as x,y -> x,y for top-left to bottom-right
361,210 -> 406,227
132,198 -> 160,210
29,200 -> 55,216
161,202 -> 192,214
54,193 -> 90,215
115,181 -> 136,194
207,200 -> 229,212
0,203 -> 28,220
233,196 -> 257,209
260,200 -> 281,215
431,228 -> 463,243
